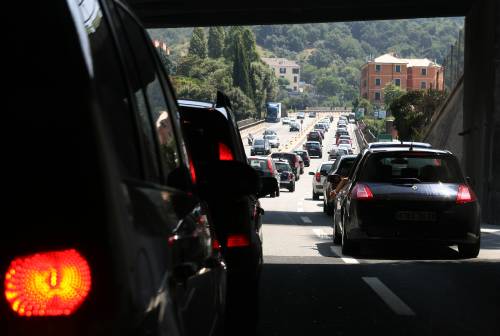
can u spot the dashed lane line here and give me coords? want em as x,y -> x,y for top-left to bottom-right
330,246 -> 360,264
362,277 -> 416,316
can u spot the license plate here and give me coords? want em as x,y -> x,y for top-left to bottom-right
396,211 -> 436,222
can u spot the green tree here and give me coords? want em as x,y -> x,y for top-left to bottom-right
383,83 -> 405,112
207,27 -> 225,58
232,33 -> 253,100
242,28 -> 259,62
188,27 -> 207,58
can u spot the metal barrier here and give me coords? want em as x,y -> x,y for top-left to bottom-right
238,119 -> 265,130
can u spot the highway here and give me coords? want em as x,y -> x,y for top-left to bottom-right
241,115 -> 500,336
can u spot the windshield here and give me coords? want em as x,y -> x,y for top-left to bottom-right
249,159 -> 270,171
320,163 -> 333,174
359,153 -> 463,183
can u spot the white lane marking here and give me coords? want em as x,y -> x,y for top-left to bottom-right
301,216 -> 312,224
362,277 -> 416,316
482,228 -> 500,236
329,246 -> 360,264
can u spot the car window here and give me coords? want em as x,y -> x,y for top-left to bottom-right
254,139 -> 265,145
249,159 -> 269,171
117,6 -> 181,184
275,162 -> 291,171
78,2 -> 141,178
358,153 -> 463,183
320,163 -> 333,174
336,158 -> 356,176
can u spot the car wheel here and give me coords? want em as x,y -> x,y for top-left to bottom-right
333,216 -> 342,245
270,191 -> 276,198
341,222 -> 358,256
276,188 -> 280,197
289,183 -> 295,192
323,199 -> 327,213
458,238 -> 480,258
319,154 -> 323,158
312,192 -> 319,200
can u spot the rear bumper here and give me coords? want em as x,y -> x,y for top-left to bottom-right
346,227 -> 480,245
280,180 -> 293,188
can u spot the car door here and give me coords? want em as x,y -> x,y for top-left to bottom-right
111,3 -> 223,335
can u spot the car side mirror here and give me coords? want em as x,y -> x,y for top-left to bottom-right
308,171 -> 315,176
258,176 -> 278,198
466,176 -> 473,186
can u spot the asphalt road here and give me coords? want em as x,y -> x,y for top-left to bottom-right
241,115 -> 500,336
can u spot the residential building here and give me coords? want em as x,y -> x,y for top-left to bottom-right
360,53 -> 444,104
152,39 -> 171,55
262,57 -> 300,92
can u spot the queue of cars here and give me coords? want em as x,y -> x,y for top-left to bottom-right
4,2 -> 276,335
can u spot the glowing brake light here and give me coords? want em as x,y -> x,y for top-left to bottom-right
456,184 -> 476,204
315,172 -> 321,182
351,184 -> 374,200
4,249 -> 91,317
219,142 -> 234,161
226,234 -> 250,248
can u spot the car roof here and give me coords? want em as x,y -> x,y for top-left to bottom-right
306,141 -> 320,144
320,161 -> 336,166
178,99 -> 229,119
367,141 -> 432,149
366,147 -> 451,155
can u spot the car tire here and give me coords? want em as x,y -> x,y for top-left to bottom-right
312,192 -> 319,200
458,238 -> 480,258
341,223 -> 358,256
270,191 -> 276,198
289,183 -> 295,192
319,154 -> 323,158
276,188 -> 280,197
323,199 -> 327,213
333,218 -> 342,245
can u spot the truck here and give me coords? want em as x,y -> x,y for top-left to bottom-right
266,102 -> 282,122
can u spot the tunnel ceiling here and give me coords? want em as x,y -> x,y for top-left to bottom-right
127,0 -> 473,28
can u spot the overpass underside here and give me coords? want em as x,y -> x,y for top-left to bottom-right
128,0 -> 500,224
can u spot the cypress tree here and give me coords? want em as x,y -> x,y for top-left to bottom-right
188,27 -> 207,59
232,33 -> 253,100
208,27 -> 225,58
241,28 -> 259,62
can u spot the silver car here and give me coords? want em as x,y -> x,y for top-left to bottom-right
309,161 -> 335,200
264,134 -> 280,148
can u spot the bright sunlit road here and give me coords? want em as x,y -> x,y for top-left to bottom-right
241,115 -> 500,336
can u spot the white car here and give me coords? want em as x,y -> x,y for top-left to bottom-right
264,134 -> 280,148
282,117 -> 290,125
309,161 -> 335,200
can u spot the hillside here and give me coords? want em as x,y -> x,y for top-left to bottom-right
148,18 -> 463,108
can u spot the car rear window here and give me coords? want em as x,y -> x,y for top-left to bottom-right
358,152 -> 463,183
306,143 -> 320,148
249,158 -> 270,172
254,139 -> 265,145
275,162 -> 291,171
320,163 -> 333,174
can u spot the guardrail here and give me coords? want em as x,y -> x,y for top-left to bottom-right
355,121 -> 369,151
237,119 -> 265,131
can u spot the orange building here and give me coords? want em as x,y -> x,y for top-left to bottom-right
360,53 -> 444,105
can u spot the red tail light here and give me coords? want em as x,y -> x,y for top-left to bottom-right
4,249 -> 91,317
212,239 -> 221,250
456,184 -> 476,204
267,159 -> 273,171
315,172 -> 321,182
188,155 -> 197,184
226,234 -> 250,248
351,184 -> 374,200
219,142 -> 233,161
